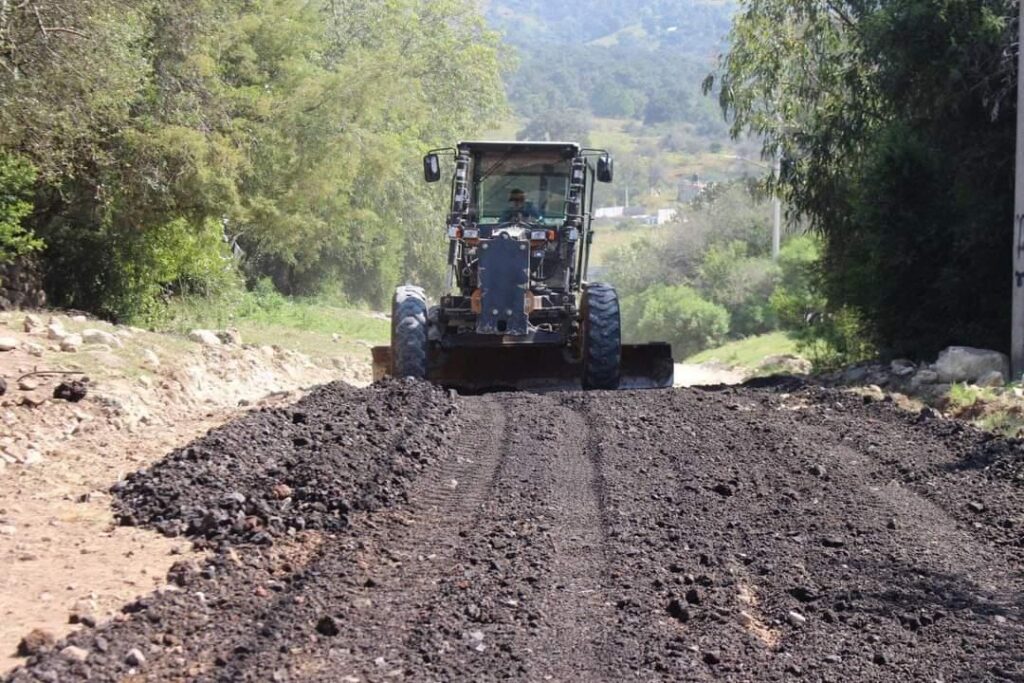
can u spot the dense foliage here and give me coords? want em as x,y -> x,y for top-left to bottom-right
0,0 -> 503,320
606,181 -> 787,353
0,154 -> 42,264
505,44 -> 728,131
710,0 -> 1017,359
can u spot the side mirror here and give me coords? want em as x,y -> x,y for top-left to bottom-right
597,154 -> 614,183
423,153 -> 441,183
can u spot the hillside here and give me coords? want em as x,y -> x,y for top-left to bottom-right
483,0 -> 755,214
486,0 -> 735,55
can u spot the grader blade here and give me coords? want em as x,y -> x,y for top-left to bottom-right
371,342 -> 673,394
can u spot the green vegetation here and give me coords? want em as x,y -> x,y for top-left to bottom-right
622,284 -> 730,358
158,283 -> 390,358
685,331 -> 798,365
488,1 -> 734,52
710,0 -> 1017,361
0,0 -> 503,323
0,154 -> 42,264
606,180 -> 792,356
487,0 -> 751,211
943,384 -> 1024,438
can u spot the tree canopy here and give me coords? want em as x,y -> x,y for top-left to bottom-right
709,0 -> 1017,357
0,0 -> 504,319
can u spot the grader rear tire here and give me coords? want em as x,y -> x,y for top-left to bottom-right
581,283 -> 622,390
391,285 -> 428,380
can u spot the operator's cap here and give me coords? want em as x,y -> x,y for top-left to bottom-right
509,188 -> 526,200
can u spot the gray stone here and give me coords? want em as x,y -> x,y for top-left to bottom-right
81,328 -> 123,348
910,368 -> 940,390
842,366 -> 869,384
60,645 -> 89,663
935,346 -> 1009,384
976,370 -> 1005,388
60,334 -> 82,352
125,647 -> 147,666
188,329 -> 222,346
890,359 -> 917,377
23,314 -> 43,333
17,628 -> 55,656
0,337 -> 18,352
142,349 -> 160,368
216,328 -> 242,346
46,323 -> 67,341
788,611 -> 807,627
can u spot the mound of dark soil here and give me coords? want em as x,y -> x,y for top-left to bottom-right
113,378 -> 457,546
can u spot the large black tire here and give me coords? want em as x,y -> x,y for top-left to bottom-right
581,282 -> 622,390
391,285 -> 428,380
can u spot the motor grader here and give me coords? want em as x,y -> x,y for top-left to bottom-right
372,141 -> 673,392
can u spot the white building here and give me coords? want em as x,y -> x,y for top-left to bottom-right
656,208 -> 678,225
594,206 -> 625,219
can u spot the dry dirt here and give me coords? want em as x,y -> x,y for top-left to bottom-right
6,378 -> 1024,682
0,311 -> 371,673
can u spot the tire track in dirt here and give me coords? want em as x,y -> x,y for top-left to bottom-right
224,394 -> 513,681
398,393 -> 629,681
10,382 -> 1024,682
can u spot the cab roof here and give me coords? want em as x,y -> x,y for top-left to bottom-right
457,141 -> 581,158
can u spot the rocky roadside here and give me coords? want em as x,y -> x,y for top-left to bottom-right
0,310 -> 372,673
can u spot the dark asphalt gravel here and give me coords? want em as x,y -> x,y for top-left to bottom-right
6,381 -> 1024,682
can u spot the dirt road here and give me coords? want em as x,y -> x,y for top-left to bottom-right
7,380 -> 1024,681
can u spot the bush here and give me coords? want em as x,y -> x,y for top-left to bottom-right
0,154 -> 43,264
698,240 -> 779,337
771,235 -> 875,370
622,284 -> 730,358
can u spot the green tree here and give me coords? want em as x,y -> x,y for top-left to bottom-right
1,0 -> 506,318
621,284 -> 730,358
709,0 -> 1016,358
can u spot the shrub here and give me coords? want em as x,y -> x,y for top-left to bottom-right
622,284 -> 730,358
771,235 -> 875,370
0,154 -> 43,264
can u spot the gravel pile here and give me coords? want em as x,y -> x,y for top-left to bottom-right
113,378 -> 457,546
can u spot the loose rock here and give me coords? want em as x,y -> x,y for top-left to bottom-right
82,328 -> 123,348
18,628 -> 56,656
142,348 -> 160,368
316,615 -> 341,637
60,334 -> 82,352
712,483 -> 733,497
54,379 -> 89,402
189,329 -> 222,347
60,645 -> 89,663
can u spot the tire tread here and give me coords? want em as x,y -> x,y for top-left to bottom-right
582,282 -> 621,390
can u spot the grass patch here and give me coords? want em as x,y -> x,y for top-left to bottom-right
154,292 -> 390,360
939,383 -> 1024,439
685,332 -> 800,368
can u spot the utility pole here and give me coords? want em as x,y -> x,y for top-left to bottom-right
772,155 -> 782,261
1014,1 -> 1024,380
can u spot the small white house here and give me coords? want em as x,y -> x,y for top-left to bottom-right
656,208 -> 678,225
594,206 -> 625,219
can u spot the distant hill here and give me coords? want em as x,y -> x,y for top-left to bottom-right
486,0 -> 735,58
485,0 -> 749,207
